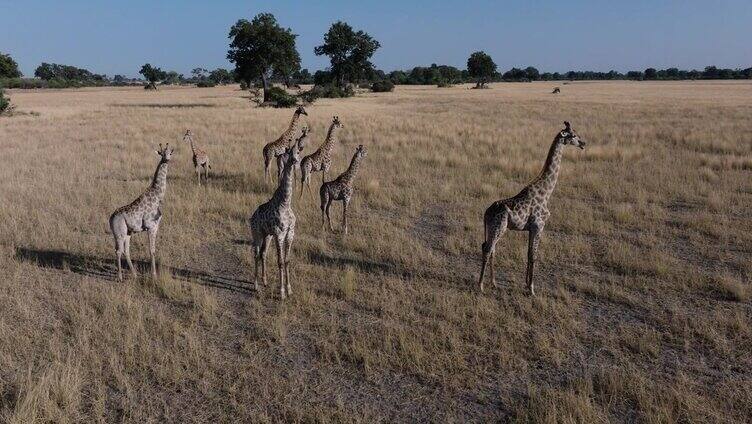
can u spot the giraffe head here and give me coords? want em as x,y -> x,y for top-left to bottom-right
182,129 -> 193,143
155,143 -> 175,162
332,116 -> 344,130
557,121 -> 586,149
354,144 -> 368,160
295,105 -> 308,116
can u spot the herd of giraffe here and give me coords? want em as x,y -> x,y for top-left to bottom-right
108,105 -> 585,299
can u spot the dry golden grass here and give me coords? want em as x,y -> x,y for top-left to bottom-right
0,81 -> 751,422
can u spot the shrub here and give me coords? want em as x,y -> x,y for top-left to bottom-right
267,86 -> 298,108
437,79 -> 452,88
144,82 -> 157,90
239,80 -> 248,90
0,89 -> 10,114
358,82 -> 371,89
196,80 -> 216,88
371,80 -> 394,92
298,84 -> 354,103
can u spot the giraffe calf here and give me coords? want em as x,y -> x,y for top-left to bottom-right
320,145 -> 368,234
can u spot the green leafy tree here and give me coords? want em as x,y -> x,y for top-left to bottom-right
644,68 -> 658,80
209,68 -> 233,85
315,21 -> 380,87
163,71 -> 181,85
227,13 -> 301,102
0,52 -> 22,78
467,51 -> 497,88
191,67 -> 208,81
140,63 -> 166,89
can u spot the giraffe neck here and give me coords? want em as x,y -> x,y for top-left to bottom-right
283,112 -> 302,143
272,159 -> 295,209
322,124 -> 340,154
150,160 -> 169,199
340,153 -> 363,185
189,138 -> 197,155
531,137 -> 565,201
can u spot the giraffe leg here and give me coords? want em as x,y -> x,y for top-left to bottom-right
526,227 -> 542,296
196,166 -> 201,185
342,199 -> 349,235
148,228 -> 158,278
252,242 -> 261,291
284,229 -> 294,296
479,215 -> 507,292
325,198 -> 334,232
115,237 -> 124,282
205,163 -> 210,181
274,235 -> 286,299
124,235 -> 137,279
260,236 -> 269,286
299,170 -> 307,199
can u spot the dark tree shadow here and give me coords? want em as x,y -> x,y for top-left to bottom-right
15,247 -> 254,294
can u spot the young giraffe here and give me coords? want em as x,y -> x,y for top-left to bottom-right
299,116 -> 344,199
320,144 -> 368,234
182,129 -> 210,185
250,141 -> 303,299
263,105 -> 307,182
276,125 -> 310,180
478,122 -> 586,295
109,144 -> 175,281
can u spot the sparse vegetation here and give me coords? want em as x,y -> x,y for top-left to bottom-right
0,82 -> 751,421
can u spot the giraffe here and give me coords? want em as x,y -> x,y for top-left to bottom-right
299,116 -> 344,199
320,144 -> 368,235
478,122 -> 585,295
249,141 -> 303,299
109,144 -> 175,281
276,125 -> 310,180
263,105 -> 307,183
182,129 -> 210,185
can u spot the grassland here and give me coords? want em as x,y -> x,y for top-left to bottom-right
0,81 -> 750,422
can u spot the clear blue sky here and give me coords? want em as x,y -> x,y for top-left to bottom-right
2,0 -> 750,77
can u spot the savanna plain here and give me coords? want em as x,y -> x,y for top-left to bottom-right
0,81 -> 750,423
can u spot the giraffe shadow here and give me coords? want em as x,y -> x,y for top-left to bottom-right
14,247 -> 254,295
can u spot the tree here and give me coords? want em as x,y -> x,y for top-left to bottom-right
139,63 -> 166,89
626,71 -> 643,80
0,52 -> 21,78
644,68 -> 658,80
524,66 -> 540,81
315,21 -> 381,87
467,51 -> 497,88
163,71 -> 182,85
227,13 -> 300,102
209,68 -> 233,85
191,67 -> 208,82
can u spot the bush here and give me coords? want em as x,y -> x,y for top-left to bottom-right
267,86 -> 298,108
0,89 -> 10,114
196,80 -> 216,88
437,80 -> 452,88
144,82 -> 157,90
371,80 -> 394,92
358,82 -> 371,89
298,84 -> 354,103
239,81 -> 248,90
